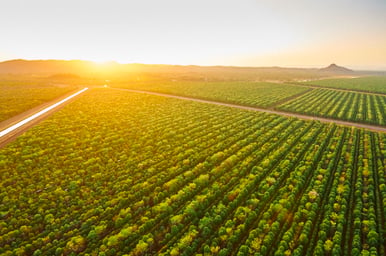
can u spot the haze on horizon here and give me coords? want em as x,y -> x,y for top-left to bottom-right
1,0 -> 386,70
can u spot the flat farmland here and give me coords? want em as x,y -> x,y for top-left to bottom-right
114,80 -> 386,127
277,88 -> 386,126
0,80 -> 79,123
300,76 -> 386,94
0,88 -> 384,255
115,81 -> 310,108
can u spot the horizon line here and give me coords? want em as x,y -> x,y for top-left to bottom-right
1,58 -> 386,72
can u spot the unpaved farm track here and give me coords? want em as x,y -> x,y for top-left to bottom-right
113,88 -> 386,133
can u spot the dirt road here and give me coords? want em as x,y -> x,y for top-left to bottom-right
0,88 -> 88,148
114,88 -> 386,133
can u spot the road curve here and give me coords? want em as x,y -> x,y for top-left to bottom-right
0,88 -> 88,148
113,88 -> 386,133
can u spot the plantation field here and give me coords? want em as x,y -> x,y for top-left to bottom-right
114,80 -> 386,126
277,89 -> 386,126
0,81 -> 78,123
0,88 -> 384,255
301,76 -> 386,94
115,81 -> 309,108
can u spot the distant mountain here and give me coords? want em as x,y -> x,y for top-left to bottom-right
319,63 -> 353,73
0,59 -> 365,81
0,59 -> 96,74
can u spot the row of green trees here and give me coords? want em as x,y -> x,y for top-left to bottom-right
0,81 -> 78,122
0,88 -> 384,255
301,76 -> 386,94
278,88 -> 386,126
116,81 -> 309,108
116,79 -> 386,126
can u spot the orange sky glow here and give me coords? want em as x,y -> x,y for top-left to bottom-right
1,0 -> 386,70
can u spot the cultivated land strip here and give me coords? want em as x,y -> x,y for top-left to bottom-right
111,88 -> 386,133
1,87 -> 384,255
267,87 -> 314,108
0,86 -> 385,149
287,82 -> 386,97
0,88 -> 88,147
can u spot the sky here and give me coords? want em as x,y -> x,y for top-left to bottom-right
1,0 -> 386,70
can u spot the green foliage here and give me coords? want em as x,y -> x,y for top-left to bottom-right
324,239 -> 333,252
301,76 -> 386,94
0,88 -> 384,255
116,79 -> 386,126
115,80 -> 309,108
278,88 -> 386,125
0,79 -> 78,122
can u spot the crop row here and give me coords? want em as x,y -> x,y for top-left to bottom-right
115,80 -> 385,126
277,88 -> 386,126
0,88 -> 384,255
115,81 -> 309,108
0,81 -> 78,122
300,76 -> 386,94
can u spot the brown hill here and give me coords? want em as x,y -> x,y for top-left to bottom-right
0,59 -> 362,81
0,59 -> 98,74
319,63 -> 353,73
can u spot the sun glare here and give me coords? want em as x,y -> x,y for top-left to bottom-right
90,60 -> 120,73
91,60 -> 117,66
